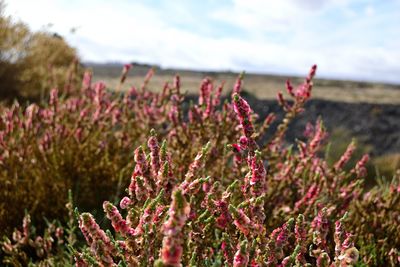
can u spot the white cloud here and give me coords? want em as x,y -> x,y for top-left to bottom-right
4,0 -> 400,83
365,5 -> 375,16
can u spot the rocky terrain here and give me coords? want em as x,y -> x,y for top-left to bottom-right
89,62 -> 400,157
244,94 -> 400,157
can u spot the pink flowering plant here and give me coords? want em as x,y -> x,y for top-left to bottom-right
0,64 -> 238,235
1,191 -> 77,266
1,64 -> 400,266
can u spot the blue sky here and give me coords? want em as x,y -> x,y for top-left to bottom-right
5,0 -> 400,83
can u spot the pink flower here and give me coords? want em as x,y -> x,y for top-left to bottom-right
335,141 -> 356,171
212,81 -> 225,108
303,122 -> 314,138
159,189 -> 190,266
231,143 -> 243,166
295,183 -> 320,210
120,63 -> 132,84
353,154 -> 369,177
277,92 -> 291,111
103,201 -> 133,236
123,63 -> 132,72
199,77 -> 211,106
160,239 -> 183,266
141,68 -> 154,92
133,146 -> 150,181
147,130 -> 160,177
286,79 -> 295,97
119,197 -> 132,210
232,94 -> 251,120
308,119 -> 326,155
233,240 -> 249,267
49,88 -> 58,107
249,151 -> 267,197
24,104 -> 38,130
173,75 -> 181,93
180,142 -> 210,192
239,136 -> 248,150
214,200 -> 232,229
134,206 -> 154,236
81,70 -> 92,92
295,214 -> 307,263
79,213 -> 114,254
232,93 -> 257,151
311,208 -> 329,249
229,205 -> 252,236
40,131 -> 52,151
233,72 -> 244,94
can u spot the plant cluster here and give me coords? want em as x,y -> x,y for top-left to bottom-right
1,191 -> 77,266
1,64 -> 399,266
0,64 -> 237,236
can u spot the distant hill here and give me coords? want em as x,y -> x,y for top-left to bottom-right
83,62 -> 400,104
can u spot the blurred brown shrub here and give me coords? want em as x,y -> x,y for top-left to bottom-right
0,1 -> 79,102
374,153 -> 400,179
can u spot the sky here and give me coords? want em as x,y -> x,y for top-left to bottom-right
5,0 -> 400,83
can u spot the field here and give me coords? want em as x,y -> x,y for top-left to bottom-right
88,63 -> 400,104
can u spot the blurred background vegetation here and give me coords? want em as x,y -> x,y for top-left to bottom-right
0,0 -> 79,102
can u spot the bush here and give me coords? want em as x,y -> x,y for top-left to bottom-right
0,66 -> 238,237
1,191 -> 77,266
0,1 -> 79,102
1,64 -> 399,266
374,153 -> 400,179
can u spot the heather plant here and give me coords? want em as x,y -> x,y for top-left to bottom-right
67,65 -> 375,266
1,64 -> 399,266
1,191 -> 77,266
0,65 -> 239,236
348,174 -> 400,265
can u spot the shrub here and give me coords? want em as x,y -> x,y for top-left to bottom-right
349,175 -> 400,265
1,191 -> 77,266
0,66 -> 238,237
56,65 -> 358,266
1,64 -> 399,266
0,1 -> 79,102
373,153 -> 400,179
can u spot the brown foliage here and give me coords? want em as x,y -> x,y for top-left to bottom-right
0,1 -> 79,102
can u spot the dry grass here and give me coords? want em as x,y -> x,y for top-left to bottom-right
374,153 -> 400,178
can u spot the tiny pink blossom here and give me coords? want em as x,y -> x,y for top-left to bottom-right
120,197 -> 132,210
